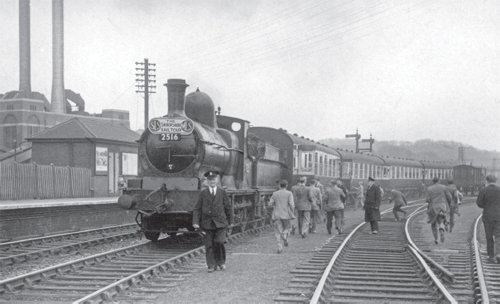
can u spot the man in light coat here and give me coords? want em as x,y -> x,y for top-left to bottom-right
292,176 -> 313,238
323,180 -> 346,234
364,177 -> 381,234
389,188 -> 407,221
353,181 -> 364,211
309,179 -> 322,234
426,176 -> 452,244
445,180 -> 461,233
268,180 -> 295,254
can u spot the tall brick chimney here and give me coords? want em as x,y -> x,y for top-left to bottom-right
19,0 -> 31,93
50,0 -> 66,113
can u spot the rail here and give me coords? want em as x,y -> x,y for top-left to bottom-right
404,206 -> 457,303
405,206 -> 456,283
472,213 -> 489,304
310,201 -> 456,304
310,205 -> 398,303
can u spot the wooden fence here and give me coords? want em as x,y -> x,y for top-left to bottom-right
0,163 -> 92,200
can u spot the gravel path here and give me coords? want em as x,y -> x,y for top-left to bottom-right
153,206 -> 368,303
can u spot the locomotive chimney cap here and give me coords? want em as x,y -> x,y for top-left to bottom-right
164,78 -> 188,86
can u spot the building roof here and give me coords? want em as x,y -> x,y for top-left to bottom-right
27,117 -> 140,144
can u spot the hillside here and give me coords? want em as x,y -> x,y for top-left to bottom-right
319,138 -> 500,169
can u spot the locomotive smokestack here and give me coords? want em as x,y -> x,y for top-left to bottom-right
164,79 -> 189,117
50,0 -> 66,113
19,0 -> 31,93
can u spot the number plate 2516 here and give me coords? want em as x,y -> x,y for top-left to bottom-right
159,133 -> 181,141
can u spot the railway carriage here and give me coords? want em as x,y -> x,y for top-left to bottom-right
247,127 -> 342,187
453,164 -> 486,195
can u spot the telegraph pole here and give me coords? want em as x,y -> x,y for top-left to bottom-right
345,129 -> 361,153
135,59 -> 156,129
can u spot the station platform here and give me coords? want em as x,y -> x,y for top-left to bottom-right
0,197 -> 118,210
0,197 -> 134,241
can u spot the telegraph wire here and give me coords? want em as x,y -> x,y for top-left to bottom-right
105,82 -> 136,108
166,0 -> 333,61
179,0 -> 455,78
166,0 -> 415,74
168,0 -> 352,68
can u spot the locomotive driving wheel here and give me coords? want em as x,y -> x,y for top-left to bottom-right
235,207 -> 248,232
249,214 -> 260,229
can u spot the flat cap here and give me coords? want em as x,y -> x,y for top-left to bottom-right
486,174 -> 497,183
368,177 -> 375,182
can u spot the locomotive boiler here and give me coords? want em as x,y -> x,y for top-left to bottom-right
118,79 -> 282,241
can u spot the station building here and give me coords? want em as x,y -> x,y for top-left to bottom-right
26,117 -> 140,197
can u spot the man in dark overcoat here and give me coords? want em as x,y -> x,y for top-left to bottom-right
476,174 -> 500,264
364,177 -> 381,234
193,171 -> 233,272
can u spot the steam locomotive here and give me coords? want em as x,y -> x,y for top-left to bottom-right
118,78 -> 465,242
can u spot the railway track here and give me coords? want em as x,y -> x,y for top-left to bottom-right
410,200 -> 500,303
275,201 -> 457,303
0,224 -> 271,303
276,198 -> 500,303
0,224 -> 141,268
309,203 -> 455,303
473,213 -> 500,303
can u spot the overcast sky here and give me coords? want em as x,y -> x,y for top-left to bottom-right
1,0 -> 499,151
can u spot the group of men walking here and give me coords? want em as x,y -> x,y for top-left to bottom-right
192,169 -> 500,272
268,175 -> 383,252
420,175 -> 500,265
267,176 -> 352,253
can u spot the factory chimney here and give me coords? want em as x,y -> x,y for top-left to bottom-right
19,0 -> 31,93
50,0 -> 66,113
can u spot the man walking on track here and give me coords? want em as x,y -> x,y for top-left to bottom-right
353,181 -> 364,211
426,176 -> 452,244
389,188 -> 407,221
445,180 -> 462,233
476,175 -> 500,264
309,179 -> 322,234
323,180 -> 346,234
292,176 -> 313,238
192,171 -> 233,273
364,177 -> 381,234
312,176 -> 326,224
268,180 -> 295,254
